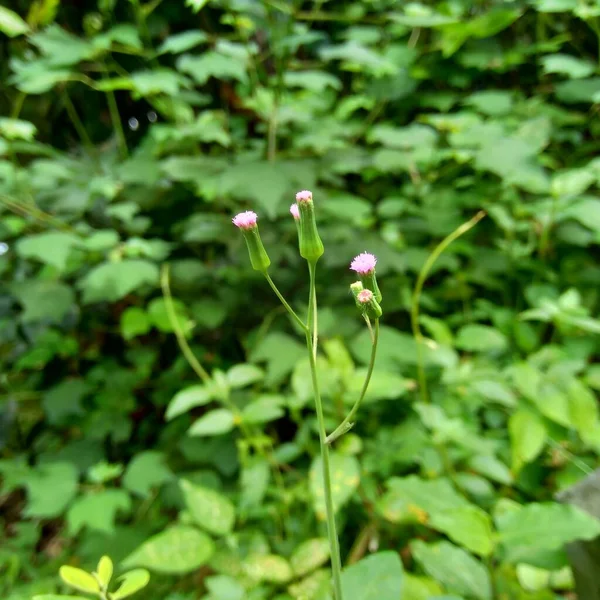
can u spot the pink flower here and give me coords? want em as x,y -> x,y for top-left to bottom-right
296,190 -> 312,203
232,211 -> 258,230
357,289 -> 373,304
290,203 -> 300,220
350,252 -> 377,275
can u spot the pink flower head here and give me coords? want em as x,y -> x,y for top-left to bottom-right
350,252 -> 377,275
296,190 -> 313,203
290,203 -> 300,220
232,210 -> 258,230
357,289 -> 373,304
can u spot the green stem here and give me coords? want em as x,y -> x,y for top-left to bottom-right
62,90 -> 96,155
264,273 -> 308,332
103,73 -> 128,159
326,319 -> 379,445
307,262 -> 344,600
410,211 -> 486,405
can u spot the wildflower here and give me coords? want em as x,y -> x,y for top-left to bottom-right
290,203 -> 300,220
350,251 -> 382,303
232,211 -> 270,272
357,289 -> 373,304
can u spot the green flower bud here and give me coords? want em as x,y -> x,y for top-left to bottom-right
296,190 -> 324,264
357,288 -> 383,320
233,211 -> 271,272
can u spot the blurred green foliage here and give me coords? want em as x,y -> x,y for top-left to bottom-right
2,0 -> 600,598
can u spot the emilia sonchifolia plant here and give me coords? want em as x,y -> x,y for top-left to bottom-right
233,190 -> 382,600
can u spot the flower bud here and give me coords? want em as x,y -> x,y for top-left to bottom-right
350,281 -> 364,309
232,211 -> 271,272
350,252 -> 382,303
357,288 -> 383,319
296,190 -> 324,264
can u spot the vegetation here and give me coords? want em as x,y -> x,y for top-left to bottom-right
2,0 -> 600,599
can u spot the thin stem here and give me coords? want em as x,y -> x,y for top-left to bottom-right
10,91 -> 26,119
410,210 -> 486,405
160,264 -> 210,383
62,90 -> 96,155
103,72 -> 128,159
326,319 -> 379,445
307,262 -> 344,600
264,273 -> 308,332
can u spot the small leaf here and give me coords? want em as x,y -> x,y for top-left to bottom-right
112,569 -> 150,599
96,556 -> 113,588
122,525 -> 214,574
290,538 -> 330,577
180,479 -> 235,536
166,385 -> 214,420
188,409 -> 235,437
123,451 -> 172,498
0,7 -> 29,36
509,409 -> 547,473
59,566 -> 100,594
241,395 -> 285,425
226,363 -> 264,388
243,554 -> 293,583
338,552 -> 404,600
120,307 -> 151,340
455,324 -> 508,353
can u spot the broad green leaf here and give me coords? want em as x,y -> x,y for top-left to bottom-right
158,31 -> 208,54
429,506 -> 495,556
0,7 -> 29,36
242,395 -> 285,424
552,168 -> 595,197
188,409 -> 235,436
496,502 -> 600,563
555,78 -> 600,103
147,297 -> 188,333
205,575 -> 245,600
338,552 -> 404,600
455,324 -> 508,353
166,385 -> 215,420
310,453 -> 360,519
11,280 -> 74,323
243,554 -> 293,583
112,569 -> 150,600
59,566 -> 100,594
16,231 -> 78,270
284,71 -> 342,92
226,363 -> 264,388
412,540 -> 491,600
24,462 -> 78,518
177,52 -> 247,86
43,378 -> 88,425
542,54 -> 595,79
79,259 -> 159,303
509,409 -> 547,473
0,117 -> 36,140
180,479 -> 236,535
30,25 -> 97,66
120,307 -> 151,340
288,569 -> 330,599
123,451 -> 173,498
185,0 -> 211,12
67,489 -> 131,535
122,525 -> 215,574
290,538 -> 330,577
95,556 -> 113,588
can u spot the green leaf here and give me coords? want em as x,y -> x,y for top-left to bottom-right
338,552 -> 404,600
0,7 -> 29,36
16,231 -> 78,271
542,54 -> 595,79
123,451 -> 173,498
226,363 -> 264,388
158,31 -> 208,54
412,540 -> 491,600
67,489 -> 131,535
185,0 -> 211,12
34,597 -> 91,600
177,52 -> 247,86
120,307 -> 151,340
79,259 -> 159,303
455,324 -> 508,352
555,78 -> 600,103
290,538 -> 330,577
147,297 -> 188,333
43,378 -> 88,425
0,117 -> 36,140
59,566 -> 100,594
496,502 -> 600,563
11,280 -> 74,323
180,479 -> 236,535
95,556 -> 113,588
188,409 -> 235,437
243,554 -> 293,583
24,462 -> 78,518
509,409 -> 547,473
429,506 -> 495,556
166,385 -> 214,420
122,525 -> 215,574
310,453 -> 360,520
242,395 -> 285,424
112,569 -> 150,600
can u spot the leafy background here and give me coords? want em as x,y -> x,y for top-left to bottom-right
2,0 -> 600,598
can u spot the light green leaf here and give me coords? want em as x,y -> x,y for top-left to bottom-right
338,552 -> 404,600
95,556 -> 113,589
166,384 -> 214,420
112,569 -> 150,600
120,307 -> 151,340
290,538 -> 330,577
242,395 -> 285,424
189,409 -> 235,436
11,280 -> 74,323
226,363 -> 264,388
147,297 -> 188,333
79,259 -> 159,303
180,479 -> 236,536
0,117 -> 36,140
122,525 -> 215,574
555,78 -> 600,103
59,566 -> 100,594
34,596 -> 91,600
509,409 -> 547,473
243,554 -> 293,583
67,489 -> 131,535
185,0 -> 210,12
412,540 -> 491,600
158,31 -> 208,54
43,378 -> 88,425
288,569 -> 331,600
24,462 -> 78,518
0,7 -> 29,36
177,52 -> 247,86
455,324 -> 508,353
123,451 -> 173,498
542,54 -> 595,79
496,502 -> 600,563
429,506 -> 495,556
310,453 -> 360,520
16,231 -> 78,270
